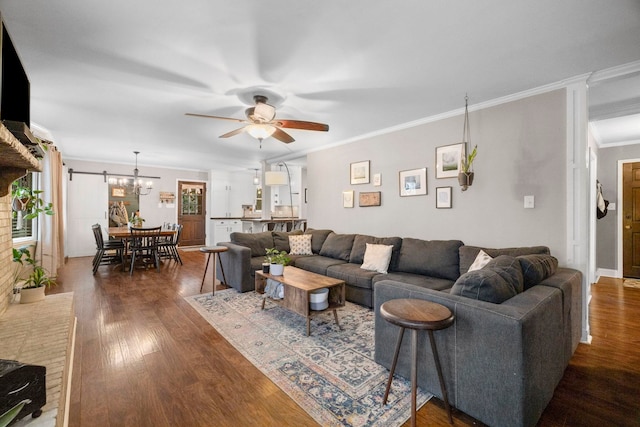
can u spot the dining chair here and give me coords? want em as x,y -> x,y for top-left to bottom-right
128,226 -> 162,275
91,224 -> 125,274
159,224 -> 183,265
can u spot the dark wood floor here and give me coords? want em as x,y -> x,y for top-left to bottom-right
49,253 -> 640,426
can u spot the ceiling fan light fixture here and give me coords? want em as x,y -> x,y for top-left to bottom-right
246,124 -> 276,140
253,102 -> 276,122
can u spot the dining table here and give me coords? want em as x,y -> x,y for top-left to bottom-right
107,226 -> 177,239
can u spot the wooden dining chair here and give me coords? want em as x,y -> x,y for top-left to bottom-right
91,224 -> 125,274
128,226 -> 162,275
159,224 -> 183,265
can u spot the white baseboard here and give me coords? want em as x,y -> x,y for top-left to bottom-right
596,268 -> 619,282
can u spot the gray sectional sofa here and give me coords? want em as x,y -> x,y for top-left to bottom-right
216,229 -> 582,427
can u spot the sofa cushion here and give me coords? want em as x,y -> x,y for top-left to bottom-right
372,272 -> 455,291
468,250 -> 492,272
273,230 -> 303,253
304,229 -> 334,254
230,231 -> 274,258
395,238 -> 464,281
518,254 -> 558,290
319,233 -> 356,261
450,255 -> 524,303
459,245 -> 550,275
289,234 -> 313,255
349,234 -> 402,268
326,263 -> 379,290
292,255 -> 347,275
361,243 -> 393,274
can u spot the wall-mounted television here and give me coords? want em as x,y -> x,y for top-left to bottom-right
1,20 -> 30,127
0,15 -> 41,156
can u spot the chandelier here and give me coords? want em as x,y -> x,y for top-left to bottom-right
108,151 -> 153,196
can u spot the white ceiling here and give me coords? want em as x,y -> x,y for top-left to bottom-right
1,1 -> 639,171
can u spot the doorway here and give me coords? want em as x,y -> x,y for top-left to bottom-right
178,181 -> 206,246
622,162 -> 640,278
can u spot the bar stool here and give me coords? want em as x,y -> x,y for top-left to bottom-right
199,246 -> 229,295
381,298 -> 455,426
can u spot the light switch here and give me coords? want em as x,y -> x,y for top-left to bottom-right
524,195 -> 535,209
609,202 -> 616,211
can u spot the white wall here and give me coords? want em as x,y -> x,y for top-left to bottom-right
307,90 -> 570,265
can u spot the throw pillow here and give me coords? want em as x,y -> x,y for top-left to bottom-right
289,234 -> 313,255
319,233 -> 356,261
450,255 -> 524,303
468,250 -> 492,272
517,254 -> 558,290
360,243 -> 393,274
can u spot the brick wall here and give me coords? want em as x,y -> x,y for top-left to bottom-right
0,189 -> 12,316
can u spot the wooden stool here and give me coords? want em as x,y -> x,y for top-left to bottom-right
199,246 -> 229,295
380,298 -> 455,426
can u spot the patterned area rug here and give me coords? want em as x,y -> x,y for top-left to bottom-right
185,289 -> 431,427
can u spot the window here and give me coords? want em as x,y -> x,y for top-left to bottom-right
12,173 -> 34,240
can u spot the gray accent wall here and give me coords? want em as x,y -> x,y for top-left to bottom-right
307,90 -> 570,265
596,144 -> 640,271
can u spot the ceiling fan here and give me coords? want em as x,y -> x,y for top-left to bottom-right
185,95 -> 329,145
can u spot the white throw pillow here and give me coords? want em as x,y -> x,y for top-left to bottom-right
361,243 -> 393,274
468,249 -> 492,272
289,234 -> 313,255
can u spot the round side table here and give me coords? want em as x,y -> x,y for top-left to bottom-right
380,298 -> 455,426
199,246 -> 229,296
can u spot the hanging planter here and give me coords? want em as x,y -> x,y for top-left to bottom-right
458,172 -> 475,188
457,95 -> 478,191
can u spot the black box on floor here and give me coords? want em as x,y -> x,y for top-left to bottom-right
0,359 -> 46,425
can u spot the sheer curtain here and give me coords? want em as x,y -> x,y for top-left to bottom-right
39,144 -> 64,275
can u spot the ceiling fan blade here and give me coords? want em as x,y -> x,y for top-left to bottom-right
273,119 -> 329,132
271,127 -> 295,143
219,127 -> 247,138
185,113 -> 246,123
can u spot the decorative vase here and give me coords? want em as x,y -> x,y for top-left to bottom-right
270,263 -> 284,276
20,286 -> 45,304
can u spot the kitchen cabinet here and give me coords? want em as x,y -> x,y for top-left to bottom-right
212,219 -> 242,244
211,171 -> 256,218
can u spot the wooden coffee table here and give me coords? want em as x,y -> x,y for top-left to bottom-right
255,266 -> 346,336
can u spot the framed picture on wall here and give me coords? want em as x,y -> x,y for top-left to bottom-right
111,187 -> 125,197
399,168 -> 427,196
343,190 -> 354,208
436,186 -> 452,208
359,191 -> 381,207
350,161 -> 370,185
436,143 -> 465,178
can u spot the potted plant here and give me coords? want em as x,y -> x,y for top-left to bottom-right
12,247 -> 57,304
265,247 -> 290,276
130,211 -> 145,227
458,144 -> 477,191
11,181 -> 54,230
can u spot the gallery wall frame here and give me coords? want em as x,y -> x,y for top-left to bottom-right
436,143 -> 465,179
111,187 -> 125,197
350,160 -> 370,185
399,167 -> 427,197
436,186 -> 452,208
359,191 -> 381,207
343,190 -> 354,208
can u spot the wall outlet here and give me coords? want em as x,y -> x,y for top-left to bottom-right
524,195 -> 535,209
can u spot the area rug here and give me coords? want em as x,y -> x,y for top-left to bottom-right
185,289 -> 431,427
623,278 -> 640,288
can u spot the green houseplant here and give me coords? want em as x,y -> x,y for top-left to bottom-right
11,181 -> 54,229
12,247 -> 57,303
458,144 -> 477,191
265,247 -> 290,276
